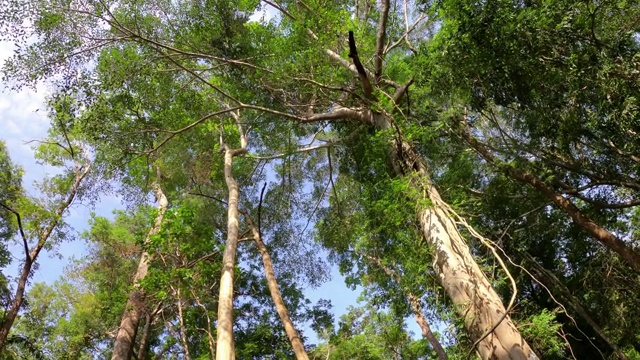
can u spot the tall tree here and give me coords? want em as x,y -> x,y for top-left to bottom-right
216,110 -> 248,360
0,101 -> 92,350
7,0 -> 619,357
111,177 -> 168,360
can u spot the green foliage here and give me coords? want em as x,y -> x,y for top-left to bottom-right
0,142 -> 23,305
519,309 -> 565,358
2,0 -> 640,357
6,209 -> 143,359
310,305 -> 434,360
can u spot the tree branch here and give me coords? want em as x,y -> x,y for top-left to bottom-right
393,78 -> 414,105
0,202 -> 29,261
246,126 -> 362,160
374,0 -> 390,85
348,31 -> 374,100
141,107 -> 242,154
460,122 -> 640,272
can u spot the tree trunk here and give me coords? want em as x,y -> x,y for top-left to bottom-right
137,313 -> 152,360
175,287 -> 192,360
420,203 -> 538,359
216,146 -> 242,360
361,252 -> 447,359
191,289 -> 216,359
215,114 -> 247,360
369,111 -> 538,360
246,215 -> 309,360
406,292 -> 448,360
111,181 -> 168,360
0,258 -> 32,350
0,161 -> 90,351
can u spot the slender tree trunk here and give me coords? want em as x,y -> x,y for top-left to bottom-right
216,138 -> 246,360
369,111 -> 538,360
191,290 -> 216,359
406,292 -> 448,360
0,260 -> 31,350
137,313 -> 152,360
462,128 -> 640,272
112,181 -> 168,360
361,253 -> 447,359
245,215 -> 309,360
0,161 -> 90,351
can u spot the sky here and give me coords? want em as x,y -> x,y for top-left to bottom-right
0,3 -> 424,346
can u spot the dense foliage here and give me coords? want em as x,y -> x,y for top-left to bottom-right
0,0 -> 638,358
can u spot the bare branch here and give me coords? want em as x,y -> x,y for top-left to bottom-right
241,104 -> 364,123
292,77 -> 363,100
605,138 -> 640,163
143,107 -> 242,154
386,13 -> 427,54
187,192 -> 228,206
246,126 -> 363,160
327,147 -> 340,211
262,0 -> 296,20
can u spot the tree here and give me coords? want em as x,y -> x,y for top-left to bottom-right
310,305 -> 434,360
424,0 -> 640,270
419,0 -> 640,357
111,178 -> 168,360
0,104 -> 91,350
0,141 -> 23,310
16,0 -> 640,357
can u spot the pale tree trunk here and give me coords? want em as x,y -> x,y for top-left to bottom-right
362,253 -> 447,360
303,28 -> 538,357
111,180 -> 168,360
420,203 -> 537,359
216,114 -> 247,360
245,214 -> 309,360
340,22 -> 533,358
0,159 -> 90,351
368,111 -> 539,360
191,289 -> 216,359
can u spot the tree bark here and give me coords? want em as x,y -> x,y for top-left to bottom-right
175,287 -> 192,360
215,135 -> 247,360
245,215 -> 309,360
0,160 -> 90,351
407,292 -> 448,360
111,181 -> 168,360
191,289 -> 216,359
368,111 -> 538,360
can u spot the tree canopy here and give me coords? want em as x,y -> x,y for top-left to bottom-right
0,0 -> 639,359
